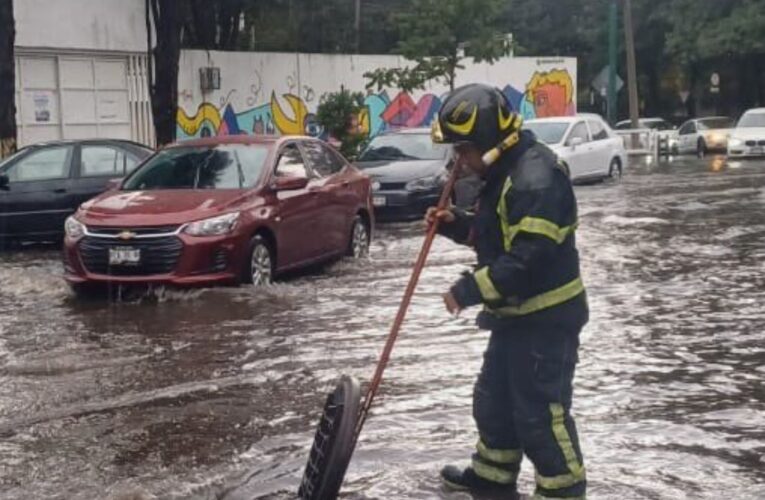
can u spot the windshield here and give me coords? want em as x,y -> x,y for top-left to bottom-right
524,122 -> 570,144
698,118 -> 734,130
122,145 -> 269,190
358,133 -> 449,163
643,120 -> 673,131
736,113 -> 765,128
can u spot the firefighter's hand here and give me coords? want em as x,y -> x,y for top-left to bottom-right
425,207 -> 456,228
443,292 -> 462,316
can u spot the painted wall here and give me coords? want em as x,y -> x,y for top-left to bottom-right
176,50 -> 577,141
15,0 -> 147,53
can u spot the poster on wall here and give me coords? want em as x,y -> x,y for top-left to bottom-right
33,92 -> 54,123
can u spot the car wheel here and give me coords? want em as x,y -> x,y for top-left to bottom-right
608,158 -> 622,180
697,139 -> 707,158
69,283 -> 100,300
246,235 -> 273,286
346,216 -> 369,259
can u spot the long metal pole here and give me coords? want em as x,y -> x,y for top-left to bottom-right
354,0 -> 361,54
624,0 -> 639,130
607,0 -> 618,125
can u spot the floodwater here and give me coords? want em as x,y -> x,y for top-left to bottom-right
0,155 -> 764,500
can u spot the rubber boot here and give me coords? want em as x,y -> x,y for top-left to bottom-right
440,465 -> 520,496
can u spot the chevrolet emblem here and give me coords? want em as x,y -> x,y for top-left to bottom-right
117,230 -> 136,240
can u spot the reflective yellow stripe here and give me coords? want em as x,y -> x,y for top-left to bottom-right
490,277 -> 584,317
474,267 -> 502,302
476,439 -> 522,464
535,403 -> 586,491
472,458 -> 517,484
497,177 -> 513,251
515,217 -> 577,244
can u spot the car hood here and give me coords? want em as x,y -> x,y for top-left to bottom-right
77,189 -> 256,226
355,159 -> 446,182
729,128 -> 765,139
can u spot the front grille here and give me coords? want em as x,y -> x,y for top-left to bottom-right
759,140 -> 765,146
746,140 -> 756,147
79,236 -> 183,276
380,182 -> 407,190
87,225 -> 180,236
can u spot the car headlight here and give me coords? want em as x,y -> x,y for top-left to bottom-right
406,172 -> 446,191
706,132 -> 726,143
184,212 -> 240,236
728,138 -> 743,148
65,216 -> 86,239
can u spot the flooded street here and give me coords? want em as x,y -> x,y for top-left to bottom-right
1,155 -> 764,500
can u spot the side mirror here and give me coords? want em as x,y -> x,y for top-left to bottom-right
272,176 -> 309,191
569,137 -> 584,149
0,173 -> 9,190
106,177 -> 122,190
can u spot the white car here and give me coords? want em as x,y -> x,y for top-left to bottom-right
727,108 -> 765,158
615,117 -> 678,153
676,116 -> 735,157
524,114 -> 627,182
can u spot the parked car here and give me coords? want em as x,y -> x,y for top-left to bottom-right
615,117 -> 678,153
727,108 -> 765,158
524,114 -> 627,182
63,135 -> 373,294
355,128 -> 454,221
0,139 -> 152,245
676,116 -> 735,157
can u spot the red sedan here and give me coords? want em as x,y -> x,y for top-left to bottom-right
63,135 -> 373,294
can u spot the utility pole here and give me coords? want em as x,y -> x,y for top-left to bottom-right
607,0 -> 618,125
0,0 -> 17,158
623,0 -> 639,130
354,0 -> 361,54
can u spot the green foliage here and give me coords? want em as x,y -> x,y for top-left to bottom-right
364,0 -> 510,92
316,89 -> 366,159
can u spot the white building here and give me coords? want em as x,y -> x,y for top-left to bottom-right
13,0 -> 153,147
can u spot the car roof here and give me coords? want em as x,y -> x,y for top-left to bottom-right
21,138 -> 152,150
168,135 -> 295,148
376,127 -> 432,136
742,108 -> 765,114
695,116 -> 731,122
525,116 -> 579,124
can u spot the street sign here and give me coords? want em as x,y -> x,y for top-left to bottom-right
592,66 -> 624,94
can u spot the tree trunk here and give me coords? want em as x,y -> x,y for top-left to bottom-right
148,0 -> 183,147
0,0 -> 17,159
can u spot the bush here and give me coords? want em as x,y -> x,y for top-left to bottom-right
316,88 -> 366,160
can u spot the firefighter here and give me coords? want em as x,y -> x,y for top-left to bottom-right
427,83 -> 588,499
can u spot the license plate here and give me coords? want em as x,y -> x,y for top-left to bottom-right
372,196 -> 387,207
752,147 -> 763,154
109,247 -> 141,265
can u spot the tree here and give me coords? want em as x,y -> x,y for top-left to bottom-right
147,0 -> 184,146
364,0 -> 511,92
0,0 -> 16,159
183,0 -> 245,51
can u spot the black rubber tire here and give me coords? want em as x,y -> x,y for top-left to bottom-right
244,235 -> 274,285
345,216 -> 370,258
608,158 -> 622,180
298,375 -> 361,500
69,283 -> 101,300
697,139 -> 707,158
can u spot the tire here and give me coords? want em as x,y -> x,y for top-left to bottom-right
245,235 -> 274,286
608,158 -> 622,180
298,375 -> 361,500
697,139 -> 707,158
68,283 -> 101,300
346,216 -> 369,259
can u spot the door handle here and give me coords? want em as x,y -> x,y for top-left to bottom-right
53,188 -> 67,194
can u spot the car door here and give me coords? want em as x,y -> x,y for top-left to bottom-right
70,143 -> 143,209
0,144 -> 75,239
299,139 -> 352,255
586,118 -> 613,176
271,142 -> 329,267
678,121 -> 696,153
562,121 -> 593,180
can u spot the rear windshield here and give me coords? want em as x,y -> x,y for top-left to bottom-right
698,118 -> 734,130
123,144 -> 269,190
737,113 -> 765,128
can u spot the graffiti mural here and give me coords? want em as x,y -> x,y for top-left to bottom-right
176,68 -> 576,141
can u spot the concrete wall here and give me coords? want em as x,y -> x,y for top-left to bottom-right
15,0 -> 146,53
176,50 -> 578,140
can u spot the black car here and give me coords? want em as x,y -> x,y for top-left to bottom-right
0,139 -> 153,244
